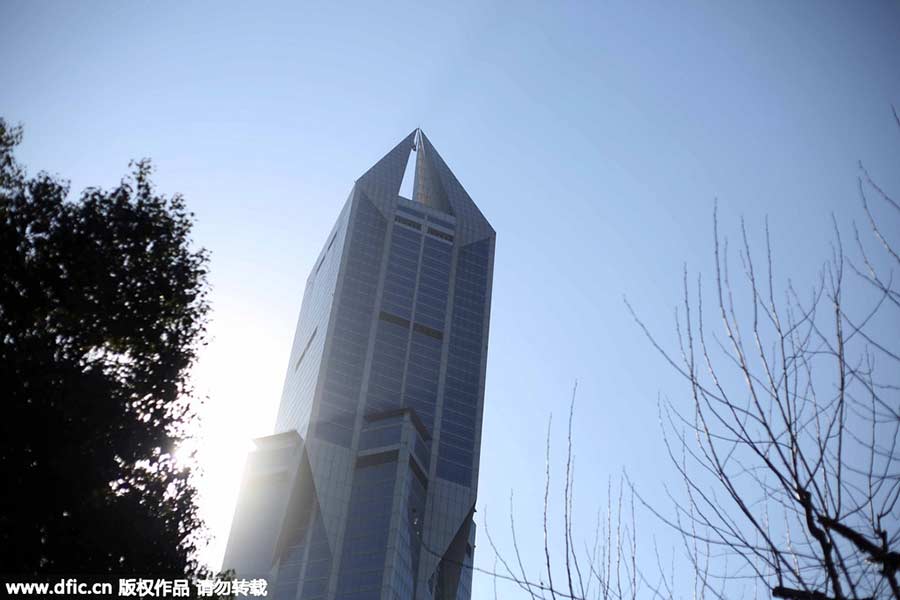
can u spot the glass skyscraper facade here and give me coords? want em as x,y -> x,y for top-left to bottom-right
223,130 -> 495,600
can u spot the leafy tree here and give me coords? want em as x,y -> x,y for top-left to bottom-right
0,118 -> 210,577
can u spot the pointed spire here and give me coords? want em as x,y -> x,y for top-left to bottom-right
413,130 -> 453,214
416,131 -> 494,245
352,129 -> 494,244
354,130 -> 417,206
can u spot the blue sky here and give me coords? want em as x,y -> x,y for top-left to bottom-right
3,1 -> 900,596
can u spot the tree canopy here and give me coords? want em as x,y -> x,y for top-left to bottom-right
0,118 -> 210,576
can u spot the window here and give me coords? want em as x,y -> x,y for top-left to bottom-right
394,215 -> 422,230
427,227 -> 454,243
379,310 -> 410,328
413,322 -> 443,340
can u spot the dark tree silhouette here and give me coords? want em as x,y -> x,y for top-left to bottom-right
0,118 -> 210,577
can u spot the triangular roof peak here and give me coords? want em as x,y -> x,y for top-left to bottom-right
354,129 -> 494,244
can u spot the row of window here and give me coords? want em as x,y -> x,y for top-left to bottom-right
396,204 -> 455,230
394,215 -> 421,230
394,209 -> 455,245
427,227 -> 453,243
377,310 -> 445,340
412,322 -> 442,340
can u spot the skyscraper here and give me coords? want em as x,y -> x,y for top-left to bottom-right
222,130 -> 495,600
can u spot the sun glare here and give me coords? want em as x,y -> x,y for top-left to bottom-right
186,297 -> 287,569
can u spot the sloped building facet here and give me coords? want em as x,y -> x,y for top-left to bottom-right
223,130 -> 495,600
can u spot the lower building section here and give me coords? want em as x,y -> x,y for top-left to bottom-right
223,413 -> 476,600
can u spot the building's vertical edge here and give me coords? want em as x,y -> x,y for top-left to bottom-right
469,233 -> 495,491
275,191 -> 353,438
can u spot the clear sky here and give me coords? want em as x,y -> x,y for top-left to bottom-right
3,1 -> 900,596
